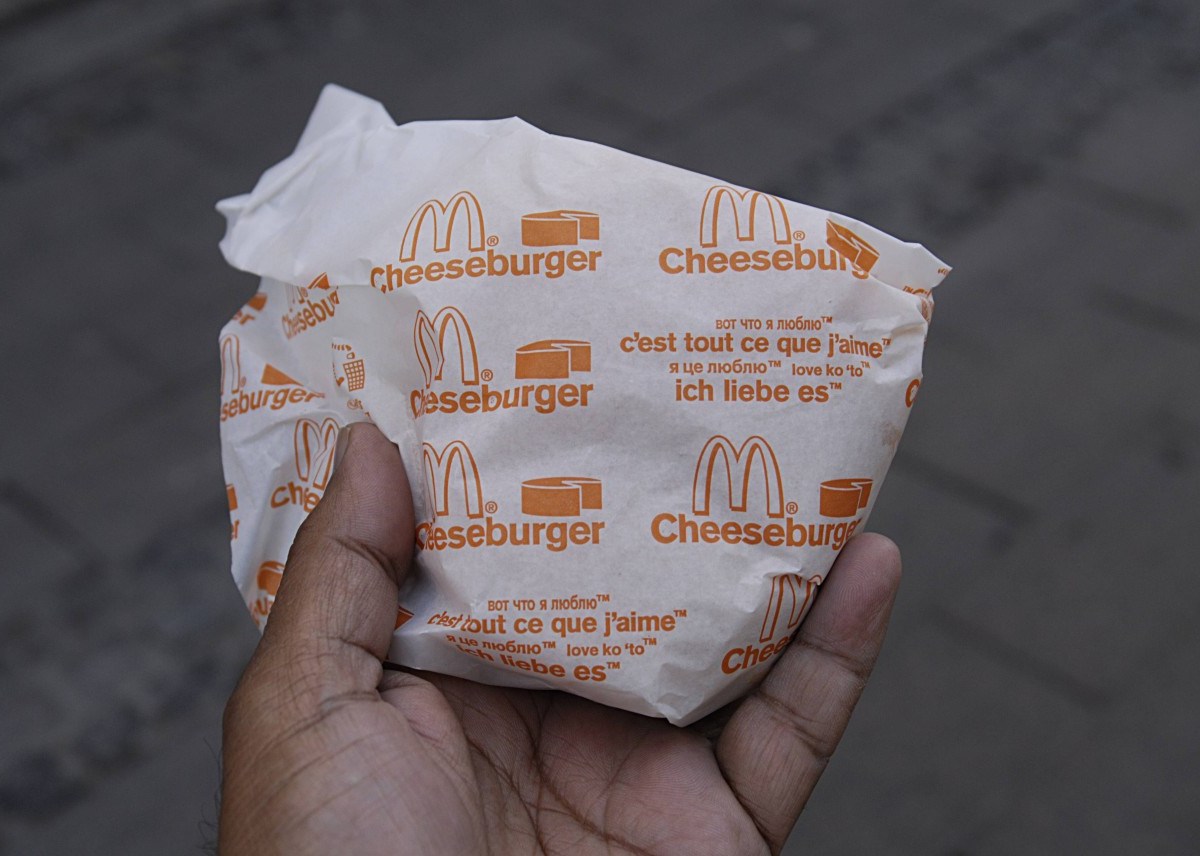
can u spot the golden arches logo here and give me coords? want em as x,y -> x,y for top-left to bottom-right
422,440 -> 485,520
399,191 -> 486,262
699,185 -> 791,248
414,306 -> 480,388
219,334 -> 244,396
760,574 -> 821,643
692,435 -> 786,519
293,417 -> 339,491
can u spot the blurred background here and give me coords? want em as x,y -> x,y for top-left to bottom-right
1,0 -> 1198,853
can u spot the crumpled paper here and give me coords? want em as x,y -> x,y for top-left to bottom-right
217,84 -> 949,725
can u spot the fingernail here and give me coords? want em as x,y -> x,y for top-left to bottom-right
333,423 -> 354,471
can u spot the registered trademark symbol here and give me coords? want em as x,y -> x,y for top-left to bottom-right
792,230 -> 806,241
485,501 -> 498,514
785,501 -> 799,515
486,235 -> 499,247
480,369 -> 494,382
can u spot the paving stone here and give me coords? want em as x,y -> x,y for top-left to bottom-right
0,0 -> 270,105
1038,172 -> 1200,320
864,464 -> 1019,628
0,125 -> 216,328
560,1 -> 820,124
949,0 -> 1081,28
941,410 -> 1200,695
775,0 -> 1200,242
0,670 -> 78,772
974,616 -> 1200,855
786,617 -> 1088,855
4,683 -> 230,856
1067,76 -> 1200,220
899,184 -> 1199,516
5,377 -> 224,567
0,504 -> 256,840
0,751 -> 85,819
72,704 -> 141,771
0,318 -> 151,476
770,0 -> 1013,138
346,8 -> 608,125
0,498 -> 83,617
167,3 -> 609,165
632,94 -> 838,192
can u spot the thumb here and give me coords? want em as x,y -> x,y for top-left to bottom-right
255,421 -> 415,685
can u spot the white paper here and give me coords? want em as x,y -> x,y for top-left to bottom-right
217,84 -> 949,725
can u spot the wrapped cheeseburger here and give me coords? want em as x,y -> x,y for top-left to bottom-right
217,85 -> 949,725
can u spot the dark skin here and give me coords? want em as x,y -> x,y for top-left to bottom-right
220,424 -> 903,855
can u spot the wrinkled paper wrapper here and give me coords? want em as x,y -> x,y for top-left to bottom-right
217,85 -> 949,725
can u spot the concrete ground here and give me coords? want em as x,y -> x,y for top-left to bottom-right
1,0 -> 1198,853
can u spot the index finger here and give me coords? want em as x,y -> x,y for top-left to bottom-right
715,533 -> 902,853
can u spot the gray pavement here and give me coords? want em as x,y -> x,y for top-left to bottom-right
1,0 -> 1198,853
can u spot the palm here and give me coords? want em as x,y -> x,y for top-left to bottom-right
375,676 -> 766,855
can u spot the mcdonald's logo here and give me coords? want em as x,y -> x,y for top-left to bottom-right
653,434 -> 864,550
514,340 -> 591,379
294,417 -> 338,490
521,210 -> 600,247
414,306 -> 479,388
721,573 -> 821,673
413,445 -> 606,552
659,185 -> 869,279
373,193 -> 603,291
758,574 -> 820,643
825,220 -> 880,275
692,435 -> 785,519
399,191 -> 486,262
422,440 -> 485,520
699,185 -> 791,248
410,308 -> 595,420
270,416 -> 341,512
521,477 -> 602,516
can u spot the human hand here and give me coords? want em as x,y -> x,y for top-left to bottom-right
220,423 -> 902,855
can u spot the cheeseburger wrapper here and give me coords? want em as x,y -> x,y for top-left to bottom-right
217,84 -> 949,725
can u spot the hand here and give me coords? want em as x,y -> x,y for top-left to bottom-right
220,424 -> 902,855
